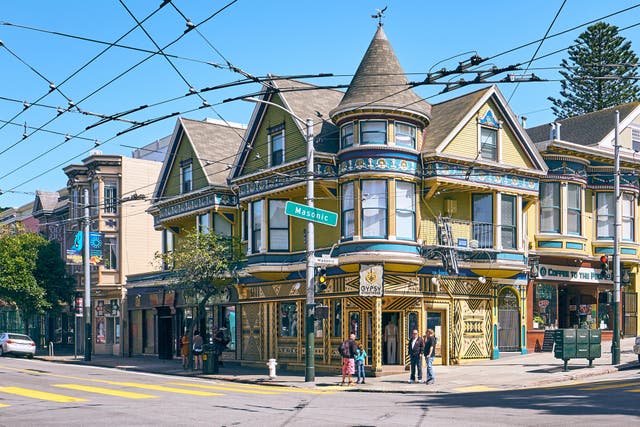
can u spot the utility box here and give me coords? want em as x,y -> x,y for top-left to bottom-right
554,328 -> 601,371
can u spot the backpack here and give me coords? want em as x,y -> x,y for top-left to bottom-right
339,340 -> 350,357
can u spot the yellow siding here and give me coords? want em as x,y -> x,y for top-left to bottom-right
242,94 -> 306,176
442,100 -> 534,169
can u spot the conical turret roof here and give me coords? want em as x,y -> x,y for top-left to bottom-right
330,26 -> 431,122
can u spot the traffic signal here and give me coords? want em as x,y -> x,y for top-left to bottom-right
600,255 -> 609,279
317,267 -> 327,291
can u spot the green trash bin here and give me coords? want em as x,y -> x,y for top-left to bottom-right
202,344 -> 219,374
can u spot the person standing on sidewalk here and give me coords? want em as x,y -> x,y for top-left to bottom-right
180,332 -> 189,369
408,329 -> 424,383
192,330 -> 204,370
339,333 -> 357,386
424,329 -> 436,385
354,343 -> 367,384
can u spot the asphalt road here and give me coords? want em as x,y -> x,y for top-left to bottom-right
0,357 -> 639,426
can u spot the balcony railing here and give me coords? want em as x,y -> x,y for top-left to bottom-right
420,218 -> 496,250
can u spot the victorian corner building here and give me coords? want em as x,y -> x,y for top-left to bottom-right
137,25 -> 640,373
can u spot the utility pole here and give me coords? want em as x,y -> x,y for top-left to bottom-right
83,187 -> 92,361
612,111 -> 621,365
304,117 -> 315,382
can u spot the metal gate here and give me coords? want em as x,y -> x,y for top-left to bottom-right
623,292 -> 637,336
498,289 -> 520,352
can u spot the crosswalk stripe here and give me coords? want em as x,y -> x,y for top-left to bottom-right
104,381 -> 223,396
578,382 -> 640,391
168,382 -> 282,395
0,386 -> 87,403
53,384 -> 158,399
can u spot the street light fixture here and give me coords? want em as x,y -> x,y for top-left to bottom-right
243,97 -> 316,382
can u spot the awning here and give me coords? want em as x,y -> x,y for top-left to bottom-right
126,286 -> 167,310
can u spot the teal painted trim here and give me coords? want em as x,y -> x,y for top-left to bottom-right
496,253 -> 525,261
521,348 -> 528,355
595,247 -> 614,255
538,241 -> 563,248
521,325 -> 527,354
492,324 -> 499,359
336,241 -> 420,255
565,242 -> 584,250
622,248 -> 637,255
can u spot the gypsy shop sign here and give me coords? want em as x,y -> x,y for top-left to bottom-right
537,264 -> 610,284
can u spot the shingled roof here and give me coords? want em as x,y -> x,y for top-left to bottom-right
422,87 -> 492,153
179,118 -> 246,186
330,26 -> 431,122
527,102 -> 640,146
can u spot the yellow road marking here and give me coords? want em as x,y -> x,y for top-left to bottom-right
453,386 -> 497,393
578,382 -> 640,391
0,386 -> 87,403
210,381 -> 337,394
104,381 -> 223,396
625,388 -> 640,393
0,404 -> 9,408
168,382 -> 281,395
53,384 -> 158,399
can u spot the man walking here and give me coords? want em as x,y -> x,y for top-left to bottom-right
424,329 -> 436,385
407,329 -> 424,383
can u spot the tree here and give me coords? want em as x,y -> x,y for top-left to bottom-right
0,228 -> 74,333
156,230 -> 242,367
549,22 -> 640,119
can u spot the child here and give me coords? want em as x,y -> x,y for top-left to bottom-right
354,343 -> 367,384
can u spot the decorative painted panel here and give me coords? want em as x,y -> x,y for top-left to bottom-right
338,156 -> 418,175
237,163 -> 336,198
241,303 -> 262,361
423,162 -> 539,192
158,192 -> 236,221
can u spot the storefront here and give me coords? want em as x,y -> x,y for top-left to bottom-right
527,263 -> 614,352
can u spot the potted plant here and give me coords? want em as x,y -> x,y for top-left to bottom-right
533,315 -> 545,329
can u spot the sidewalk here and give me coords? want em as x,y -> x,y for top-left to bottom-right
36,337 -> 639,393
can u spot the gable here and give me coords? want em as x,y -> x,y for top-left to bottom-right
162,132 -> 207,198
238,93 -> 306,177
440,98 -> 536,170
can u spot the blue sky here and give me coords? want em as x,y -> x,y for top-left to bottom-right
1,0 -> 640,208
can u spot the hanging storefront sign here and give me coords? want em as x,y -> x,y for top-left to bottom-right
537,264 -> 610,284
359,264 -> 384,297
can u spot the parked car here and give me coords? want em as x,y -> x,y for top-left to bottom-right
634,336 -> 640,362
0,332 -> 36,358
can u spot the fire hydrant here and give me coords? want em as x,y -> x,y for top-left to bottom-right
267,358 -> 277,379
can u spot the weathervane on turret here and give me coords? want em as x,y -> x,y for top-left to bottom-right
371,6 -> 387,27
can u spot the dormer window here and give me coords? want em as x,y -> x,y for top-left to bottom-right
268,123 -> 285,166
360,120 -> 386,145
395,122 -> 416,148
341,122 -> 354,148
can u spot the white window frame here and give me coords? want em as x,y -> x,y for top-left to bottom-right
360,120 -> 387,145
394,122 -> 416,149
622,193 -> 635,242
395,181 -> 415,240
596,192 -> 614,239
251,200 -> 263,254
500,194 -> 516,250
103,236 -> 118,270
479,127 -> 498,161
361,180 -> 387,238
341,122 -> 354,148
180,162 -> 192,194
540,182 -> 560,233
103,181 -> 118,214
268,200 -> 289,251
341,182 -> 355,239
567,183 -> 582,235
269,130 -> 285,167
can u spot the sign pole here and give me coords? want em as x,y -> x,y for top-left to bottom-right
612,111 -> 620,365
83,187 -> 92,362
305,118 -> 315,382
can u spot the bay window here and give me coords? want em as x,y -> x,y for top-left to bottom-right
251,200 -> 263,253
501,194 -> 516,250
567,183 -> 581,235
197,212 -> 210,234
104,181 -> 118,214
622,193 -> 635,241
395,122 -> 416,148
360,120 -> 386,145
341,122 -> 354,148
214,213 -> 232,237
596,192 -> 614,239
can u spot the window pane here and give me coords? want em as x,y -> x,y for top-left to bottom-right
596,193 -> 614,239
181,164 -> 192,193
271,132 -> 284,166
341,123 -> 354,148
280,302 -> 298,337
622,193 -> 634,241
104,183 -> 117,214
395,122 -> 416,148
396,181 -> 415,240
341,182 -> 355,239
214,213 -> 232,237
567,183 -> 581,234
360,121 -> 386,145
362,180 -> 387,238
269,200 -> 288,251
472,194 -> 493,248
533,283 -> 557,329
540,183 -> 560,233
480,127 -> 497,160
198,213 -> 210,234
501,195 -> 516,249
252,200 -> 262,253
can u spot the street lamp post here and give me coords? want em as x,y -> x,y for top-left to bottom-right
243,98 -> 316,381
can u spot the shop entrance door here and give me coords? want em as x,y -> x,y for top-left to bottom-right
382,312 -> 400,365
498,289 -> 520,352
623,292 -> 637,336
425,310 -> 445,365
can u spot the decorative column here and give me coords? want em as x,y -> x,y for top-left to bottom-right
372,297 -> 382,375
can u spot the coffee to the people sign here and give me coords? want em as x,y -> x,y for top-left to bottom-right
537,264 -> 610,284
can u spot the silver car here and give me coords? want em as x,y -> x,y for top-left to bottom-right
0,333 -> 36,358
